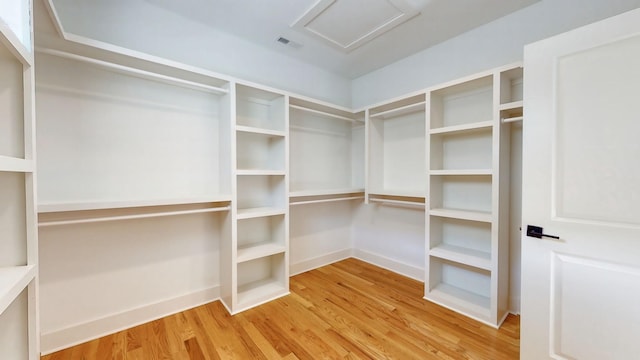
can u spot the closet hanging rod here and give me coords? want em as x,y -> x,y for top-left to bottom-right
36,48 -> 229,95
369,198 -> 425,209
289,196 -> 364,206
502,116 -> 523,123
38,206 -> 231,227
289,104 -> 361,123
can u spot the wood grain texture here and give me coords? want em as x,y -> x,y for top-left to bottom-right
41,258 -> 519,359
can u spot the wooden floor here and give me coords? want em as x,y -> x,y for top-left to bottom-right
41,258 -> 519,359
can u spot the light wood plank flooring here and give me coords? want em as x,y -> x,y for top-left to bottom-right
41,258 -> 519,359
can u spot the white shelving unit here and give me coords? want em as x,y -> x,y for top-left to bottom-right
222,84 -> 289,314
0,1 -> 38,358
425,65 -> 521,327
367,93 -> 426,208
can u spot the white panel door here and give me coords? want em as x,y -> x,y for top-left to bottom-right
521,8 -> 640,360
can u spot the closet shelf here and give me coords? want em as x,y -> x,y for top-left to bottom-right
237,243 -> 286,263
236,169 -> 285,176
0,265 -> 37,315
430,169 -> 492,176
289,104 -> 359,123
236,125 -> 286,137
429,245 -> 491,271
429,208 -> 492,223
236,279 -> 288,312
426,283 -> 491,320
0,156 -> 34,173
36,48 -> 228,95
237,207 -> 286,220
38,196 -> 233,213
369,101 -> 426,119
499,100 -> 523,111
0,21 -> 32,66
430,121 -> 493,135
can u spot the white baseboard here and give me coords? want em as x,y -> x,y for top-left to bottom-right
41,286 -> 220,355
352,249 -> 424,282
290,249 -> 353,276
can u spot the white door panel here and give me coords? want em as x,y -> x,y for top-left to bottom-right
522,8 -> 640,360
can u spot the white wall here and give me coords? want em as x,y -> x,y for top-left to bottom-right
49,0 -> 352,107
0,0 -> 31,49
352,0 -> 640,108
352,204 -> 425,281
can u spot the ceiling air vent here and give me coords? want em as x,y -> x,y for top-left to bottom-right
276,36 -> 303,49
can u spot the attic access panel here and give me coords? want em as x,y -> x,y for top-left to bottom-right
292,0 -> 419,52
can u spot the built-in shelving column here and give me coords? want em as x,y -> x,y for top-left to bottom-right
425,66 -> 517,327
0,0 -> 39,358
223,84 -> 289,314
366,93 -> 427,208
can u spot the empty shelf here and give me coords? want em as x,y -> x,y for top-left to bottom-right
429,244 -> 491,270
236,279 -> 288,312
429,208 -> 492,223
430,121 -> 493,135
426,283 -> 491,321
237,207 -> 286,219
430,169 -> 492,176
0,156 -> 34,173
237,243 -> 287,263
236,125 -> 286,137
0,265 -> 37,315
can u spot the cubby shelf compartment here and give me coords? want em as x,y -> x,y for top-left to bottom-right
426,259 -> 492,322
237,215 -> 286,263
430,128 -> 493,171
236,253 -> 288,312
429,216 -> 492,270
236,131 -> 286,173
236,84 -> 286,132
426,283 -> 491,320
0,266 -> 36,315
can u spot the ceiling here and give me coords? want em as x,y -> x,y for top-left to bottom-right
53,0 -> 540,78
